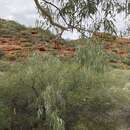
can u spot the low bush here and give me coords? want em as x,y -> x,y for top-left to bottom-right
0,40 -> 130,130
0,50 -> 5,59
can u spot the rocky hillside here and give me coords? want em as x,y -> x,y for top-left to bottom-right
0,19 -> 75,60
0,19 -> 130,69
93,32 -> 130,69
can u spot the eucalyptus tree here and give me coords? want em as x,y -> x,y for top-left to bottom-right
34,0 -> 129,37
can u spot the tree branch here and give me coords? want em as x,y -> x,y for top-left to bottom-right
41,0 -> 69,27
34,0 -> 68,31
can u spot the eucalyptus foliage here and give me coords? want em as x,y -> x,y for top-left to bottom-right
34,0 -> 129,36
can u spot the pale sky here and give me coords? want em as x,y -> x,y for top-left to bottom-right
0,0 -> 38,25
0,0 -> 130,39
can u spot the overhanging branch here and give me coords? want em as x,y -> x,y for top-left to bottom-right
34,0 -> 68,31
34,0 -> 95,36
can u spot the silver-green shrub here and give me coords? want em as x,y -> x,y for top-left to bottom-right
0,40 -> 130,130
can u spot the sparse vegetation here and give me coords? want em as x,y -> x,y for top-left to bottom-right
0,39 -> 130,130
